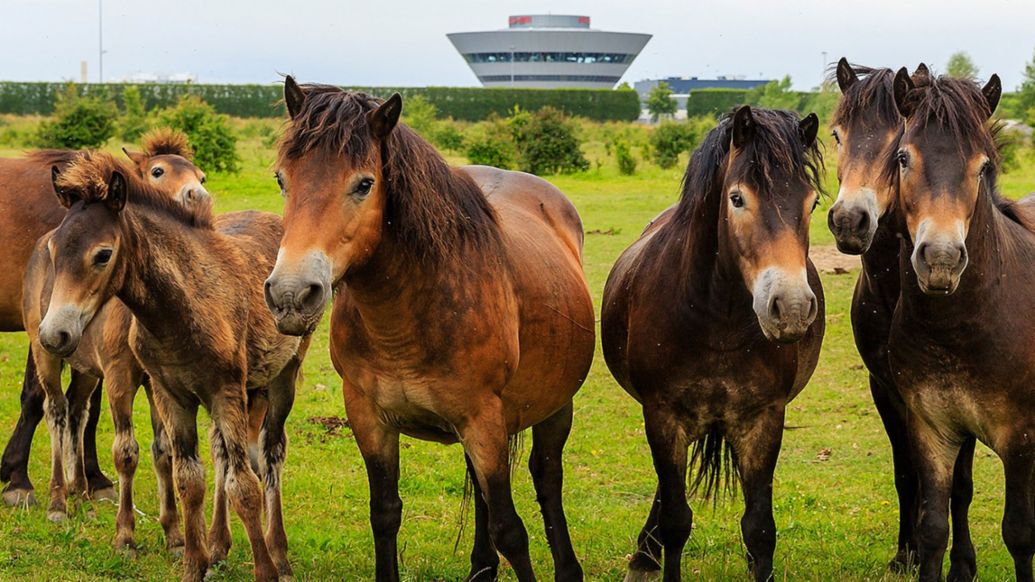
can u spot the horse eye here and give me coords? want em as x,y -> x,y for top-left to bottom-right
831,130 -> 841,146
94,249 -> 113,266
355,178 -> 374,196
730,192 -> 745,208
200,175 -> 207,185
897,150 -> 909,169
151,167 -> 164,178
275,172 -> 286,195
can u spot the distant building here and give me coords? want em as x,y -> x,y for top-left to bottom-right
119,72 -> 197,84
635,76 -> 773,113
447,15 -> 651,89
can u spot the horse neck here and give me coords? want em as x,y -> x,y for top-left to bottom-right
860,212 -> 903,294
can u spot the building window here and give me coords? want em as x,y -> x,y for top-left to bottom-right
478,74 -> 623,83
464,52 -> 633,64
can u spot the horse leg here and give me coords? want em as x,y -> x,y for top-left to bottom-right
461,398 -> 535,582
207,423 -> 232,566
348,389 -> 402,582
248,389 -> 268,475
465,454 -> 499,581
947,436 -> 977,582
624,488 -> 663,581
1001,441 -> 1035,582
528,401 -> 582,581
83,377 -> 115,500
106,364 -> 142,554
910,421 -> 960,582
153,389 -> 209,582
870,375 -> 918,571
210,387 -> 277,582
144,379 -> 184,553
729,407 -> 785,582
34,349 -> 70,522
641,402 -> 691,582
63,371 -> 99,499
1,349 -> 44,506
259,362 -> 298,578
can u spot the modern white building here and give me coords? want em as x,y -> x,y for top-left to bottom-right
447,15 -> 651,89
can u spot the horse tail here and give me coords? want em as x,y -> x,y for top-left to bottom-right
688,425 -> 738,502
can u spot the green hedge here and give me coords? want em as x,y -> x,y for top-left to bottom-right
0,82 -> 641,122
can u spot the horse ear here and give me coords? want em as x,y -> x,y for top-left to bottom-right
731,105 -> 754,149
106,170 -> 128,213
835,58 -> 857,93
370,93 -> 403,140
982,74 -> 1002,119
52,166 -> 77,208
284,75 -> 306,119
892,67 -> 916,118
913,62 -> 931,83
122,147 -> 146,169
799,113 -> 820,148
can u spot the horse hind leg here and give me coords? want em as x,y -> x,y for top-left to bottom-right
1,348 -> 44,507
947,437 -> 977,582
208,423 -> 233,567
624,488 -> 663,581
461,397 -> 535,582
728,407 -> 786,582
106,364 -> 143,554
83,378 -> 115,501
464,453 -> 499,581
528,401 -> 582,581
63,370 -> 100,499
144,380 -> 183,553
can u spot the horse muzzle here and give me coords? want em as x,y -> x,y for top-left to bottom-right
38,306 -> 86,358
912,239 -> 967,295
264,251 -> 332,336
752,268 -> 819,344
827,192 -> 878,255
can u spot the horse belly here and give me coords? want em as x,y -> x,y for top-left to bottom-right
905,378 -> 1012,448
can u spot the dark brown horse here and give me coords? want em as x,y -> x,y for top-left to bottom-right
38,152 -> 305,582
601,106 -> 825,582
828,59 -> 978,574
1,129 -> 208,506
263,79 -> 595,581
885,70 -> 1035,582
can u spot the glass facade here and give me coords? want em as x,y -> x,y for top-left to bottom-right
464,52 -> 634,64
478,74 -> 623,84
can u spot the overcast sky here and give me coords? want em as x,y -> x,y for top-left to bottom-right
3,0 -> 1034,90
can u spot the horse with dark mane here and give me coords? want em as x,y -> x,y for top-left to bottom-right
264,79 -> 595,581
601,105 -> 825,582
884,69 -> 1035,581
1,129 -> 208,506
38,151 -> 305,581
828,59 -> 978,574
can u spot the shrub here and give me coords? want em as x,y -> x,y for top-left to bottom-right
402,95 -> 438,137
465,135 -> 513,168
118,85 -> 150,142
999,129 -> 1027,173
649,121 -> 693,169
431,122 -> 465,152
510,106 -> 588,175
35,84 -> 117,149
613,138 -> 637,175
155,95 -> 240,172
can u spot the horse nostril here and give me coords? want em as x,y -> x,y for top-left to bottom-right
855,210 -> 869,234
768,295 -> 783,323
808,294 -> 819,320
298,282 -> 325,311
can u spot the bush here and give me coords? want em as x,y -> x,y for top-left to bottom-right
999,129 -> 1027,173
649,121 -> 693,169
431,122 -> 465,152
613,138 -> 637,175
401,95 -> 438,137
118,85 -> 150,142
35,84 -> 117,149
155,96 -> 240,172
510,106 -> 589,175
465,136 -> 513,168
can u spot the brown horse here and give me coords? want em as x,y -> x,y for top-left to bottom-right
263,79 -> 595,581
828,60 -> 978,574
38,152 -> 304,582
885,70 -> 1035,582
601,106 -> 825,582
1,129 -> 208,506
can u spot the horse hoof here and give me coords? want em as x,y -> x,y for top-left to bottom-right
888,550 -> 917,574
90,487 -> 118,503
623,568 -> 661,582
2,488 -> 35,507
117,545 -> 139,560
47,509 -> 67,523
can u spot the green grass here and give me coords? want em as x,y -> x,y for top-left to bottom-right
0,126 -> 1034,581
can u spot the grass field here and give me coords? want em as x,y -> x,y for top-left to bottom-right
1,123 -> 1035,581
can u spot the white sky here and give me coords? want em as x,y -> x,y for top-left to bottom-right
2,0 -> 1033,90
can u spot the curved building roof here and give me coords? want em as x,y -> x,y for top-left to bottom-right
447,15 -> 651,89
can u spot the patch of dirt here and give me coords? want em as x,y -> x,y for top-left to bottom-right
306,416 -> 351,437
810,245 -> 860,275
586,227 -> 620,236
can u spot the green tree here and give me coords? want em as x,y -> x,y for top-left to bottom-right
401,95 -> 438,137
647,82 -> 678,122
155,95 -> 240,173
35,84 -> 117,149
118,85 -> 150,142
946,52 -> 979,79
746,76 -> 800,110
1018,49 -> 1035,125
510,107 -> 588,175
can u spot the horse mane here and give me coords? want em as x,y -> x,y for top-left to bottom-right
674,108 -> 825,224
56,151 -> 213,229
141,127 -> 193,159
829,64 -> 899,128
278,85 -> 500,264
26,149 -> 78,169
